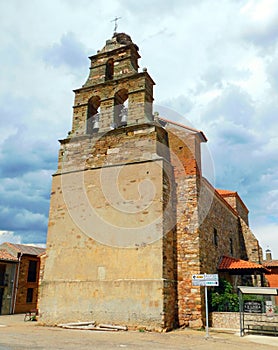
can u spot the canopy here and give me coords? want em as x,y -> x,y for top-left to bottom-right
238,286 -> 278,295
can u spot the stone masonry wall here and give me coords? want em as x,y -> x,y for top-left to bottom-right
58,124 -> 165,174
162,160 -> 178,329
199,180 -> 242,274
210,312 -> 240,329
41,123 -> 177,329
72,72 -> 154,135
220,194 -> 249,225
166,126 -> 203,327
239,218 -> 263,264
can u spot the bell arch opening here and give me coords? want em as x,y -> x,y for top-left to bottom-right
87,96 -> 101,133
114,88 -> 128,128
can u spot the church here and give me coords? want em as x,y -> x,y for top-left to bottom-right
39,32 -> 263,330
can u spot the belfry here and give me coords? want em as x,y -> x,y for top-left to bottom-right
40,33 -> 177,329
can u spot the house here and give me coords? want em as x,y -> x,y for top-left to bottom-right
0,250 -> 18,315
0,242 -> 45,314
39,32 -> 263,330
263,249 -> 278,305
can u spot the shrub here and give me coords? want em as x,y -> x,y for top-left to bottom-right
209,278 -> 239,312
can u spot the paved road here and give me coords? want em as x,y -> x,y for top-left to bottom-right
0,315 -> 277,350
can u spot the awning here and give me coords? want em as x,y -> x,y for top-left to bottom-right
238,286 -> 278,295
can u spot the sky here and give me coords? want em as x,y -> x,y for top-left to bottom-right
0,0 -> 277,258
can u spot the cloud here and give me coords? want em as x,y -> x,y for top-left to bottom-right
159,95 -> 193,117
0,231 -> 21,245
0,0 -> 277,257
0,207 -> 48,244
43,32 -> 89,72
266,55 -> 278,91
201,85 -> 255,127
253,223 -> 278,259
240,0 -> 278,49
0,131 -> 57,178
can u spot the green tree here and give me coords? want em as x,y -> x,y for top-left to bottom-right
209,278 -> 239,312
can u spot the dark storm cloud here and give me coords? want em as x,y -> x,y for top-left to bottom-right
0,171 -> 51,244
0,132 -> 57,178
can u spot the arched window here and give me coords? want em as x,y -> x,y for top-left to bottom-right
113,89 -> 128,128
87,96 -> 101,133
105,58 -> 114,81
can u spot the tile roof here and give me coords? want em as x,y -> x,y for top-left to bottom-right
0,242 -> 45,257
216,189 -> 237,196
216,189 -> 249,213
218,256 -> 269,272
263,260 -> 278,267
0,249 -> 18,262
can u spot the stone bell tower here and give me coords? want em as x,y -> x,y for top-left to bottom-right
71,33 -> 154,136
39,33 -> 177,330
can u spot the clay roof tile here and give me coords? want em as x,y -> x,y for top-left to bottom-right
218,256 -> 270,272
0,249 -> 18,262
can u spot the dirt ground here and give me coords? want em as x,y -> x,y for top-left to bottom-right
0,314 -> 277,350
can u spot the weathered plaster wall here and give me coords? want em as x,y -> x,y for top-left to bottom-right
40,125 -> 177,329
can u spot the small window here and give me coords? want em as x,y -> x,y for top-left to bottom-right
0,264 -> 5,286
27,260 -> 37,282
105,58 -> 114,81
230,238 -> 234,255
213,228 -> 218,247
26,288 -> 33,303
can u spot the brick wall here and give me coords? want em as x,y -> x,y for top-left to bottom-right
166,126 -> 203,327
15,255 -> 40,313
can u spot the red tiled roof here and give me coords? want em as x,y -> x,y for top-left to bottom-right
263,260 -> 278,267
218,256 -> 269,272
216,189 -> 249,213
0,242 -> 45,257
216,189 -> 237,196
0,249 -> 18,262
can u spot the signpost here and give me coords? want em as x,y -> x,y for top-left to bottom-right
192,273 -> 219,338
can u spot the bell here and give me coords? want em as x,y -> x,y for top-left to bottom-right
92,113 -> 100,132
120,113 -> 127,126
92,120 -> 99,131
119,107 -> 128,126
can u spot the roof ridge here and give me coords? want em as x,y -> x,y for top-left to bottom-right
156,116 -> 208,142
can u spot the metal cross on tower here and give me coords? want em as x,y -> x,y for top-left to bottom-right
111,16 -> 122,34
